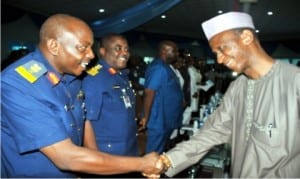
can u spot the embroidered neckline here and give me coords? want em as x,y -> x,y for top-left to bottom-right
244,61 -> 279,140
245,80 -> 255,141
254,61 -> 279,83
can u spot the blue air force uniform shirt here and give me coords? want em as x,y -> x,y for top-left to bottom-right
145,58 -> 184,131
1,49 -> 85,177
83,60 -> 138,156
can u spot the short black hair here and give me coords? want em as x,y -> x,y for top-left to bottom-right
99,33 -> 127,48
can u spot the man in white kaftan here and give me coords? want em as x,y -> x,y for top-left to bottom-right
154,12 -> 300,178
165,61 -> 300,177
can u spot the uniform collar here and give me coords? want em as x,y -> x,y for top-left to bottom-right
99,59 -> 129,76
35,48 -> 77,85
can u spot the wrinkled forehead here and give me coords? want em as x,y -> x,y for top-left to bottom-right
64,25 -> 93,42
209,29 -> 239,46
208,34 -> 239,55
57,30 -> 82,44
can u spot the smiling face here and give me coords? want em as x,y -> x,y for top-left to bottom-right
99,35 -> 130,71
41,14 -> 95,76
209,29 -> 251,74
55,29 -> 94,76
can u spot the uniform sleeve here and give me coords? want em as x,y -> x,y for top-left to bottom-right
144,64 -> 166,91
1,76 -> 69,154
165,82 -> 234,177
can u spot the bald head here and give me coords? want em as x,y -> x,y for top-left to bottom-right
158,40 -> 178,63
38,14 -> 95,76
158,40 -> 177,54
39,14 -> 92,45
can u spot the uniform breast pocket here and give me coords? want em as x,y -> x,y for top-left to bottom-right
103,91 -> 123,110
102,92 -> 113,103
251,121 -> 281,147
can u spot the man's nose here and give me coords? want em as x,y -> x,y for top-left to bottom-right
86,48 -> 95,60
216,52 -> 224,64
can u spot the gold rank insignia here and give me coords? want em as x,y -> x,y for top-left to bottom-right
86,64 -> 102,76
47,72 -> 60,85
15,60 -> 47,83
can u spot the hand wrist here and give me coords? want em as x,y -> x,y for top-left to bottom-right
159,153 -> 172,169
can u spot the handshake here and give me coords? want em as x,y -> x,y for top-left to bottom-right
140,152 -> 172,178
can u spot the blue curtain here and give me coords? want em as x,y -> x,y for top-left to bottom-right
91,0 -> 182,38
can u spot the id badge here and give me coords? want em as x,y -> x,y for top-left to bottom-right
123,95 -> 132,108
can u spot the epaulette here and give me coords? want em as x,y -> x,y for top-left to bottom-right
86,64 -> 102,76
47,72 -> 60,85
108,67 -> 117,75
15,60 -> 47,83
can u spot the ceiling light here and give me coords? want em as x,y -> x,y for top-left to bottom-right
161,15 -> 166,19
98,9 -> 105,13
218,10 -> 223,14
255,29 -> 260,33
267,11 -> 273,15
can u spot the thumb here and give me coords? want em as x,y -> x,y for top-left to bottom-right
155,158 -> 163,170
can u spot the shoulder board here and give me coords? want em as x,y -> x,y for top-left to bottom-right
47,72 -> 60,85
86,64 -> 102,76
15,60 -> 47,83
108,67 -> 117,75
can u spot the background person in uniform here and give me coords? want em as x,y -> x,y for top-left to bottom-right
151,11 -> 300,178
83,33 -> 139,157
1,14 -> 162,178
139,40 -> 184,153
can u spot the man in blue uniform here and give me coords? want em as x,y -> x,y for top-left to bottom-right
1,14 -> 161,178
83,33 -> 138,156
139,40 -> 185,153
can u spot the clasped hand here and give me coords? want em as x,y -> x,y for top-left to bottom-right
141,152 -> 167,179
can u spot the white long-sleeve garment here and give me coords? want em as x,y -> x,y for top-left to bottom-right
188,65 -> 202,112
170,64 -> 184,90
165,61 -> 300,178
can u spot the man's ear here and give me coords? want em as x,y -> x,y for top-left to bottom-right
99,47 -> 106,57
47,38 -> 59,56
240,29 -> 254,45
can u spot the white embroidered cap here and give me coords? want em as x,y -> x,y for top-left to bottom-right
201,11 -> 255,40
